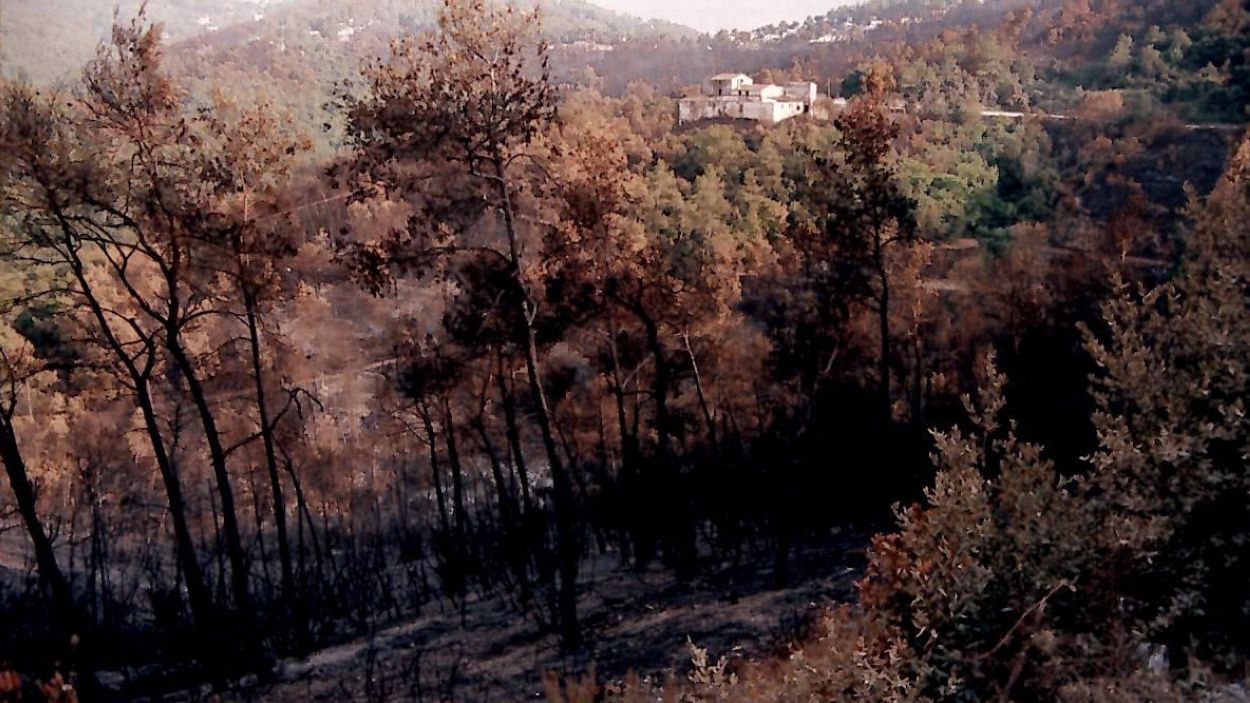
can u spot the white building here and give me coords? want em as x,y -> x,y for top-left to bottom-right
679,73 -> 819,126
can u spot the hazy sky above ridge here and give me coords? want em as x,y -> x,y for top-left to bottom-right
588,0 -> 855,33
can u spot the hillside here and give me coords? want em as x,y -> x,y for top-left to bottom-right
0,0 -> 696,87
1,0 -> 1249,700
0,0 -> 301,85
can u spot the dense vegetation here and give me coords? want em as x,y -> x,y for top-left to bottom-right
555,134 -> 1250,702
0,0 -> 1246,700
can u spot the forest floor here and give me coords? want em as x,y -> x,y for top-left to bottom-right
197,529 -> 869,702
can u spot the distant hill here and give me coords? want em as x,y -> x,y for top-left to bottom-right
0,0 -> 697,86
147,0 -> 694,148
0,0 -> 302,85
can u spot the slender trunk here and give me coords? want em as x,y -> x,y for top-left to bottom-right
442,398 -> 469,592
420,404 -> 452,540
555,419 -> 583,493
92,489 -> 110,628
910,334 -> 925,429
0,417 -> 77,629
79,462 -> 109,627
140,383 -> 216,625
243,289 -> 295,616
592,403 -> 611,556
681,332 -> 718,449
611,377 -> 636,473
521,327 -> 581,647
476,413 -> 515,528
249,473 -> 273,596
640,315 -> 672,475
605,316 -> 636,472
477,364 -> 529,604
477,410 -> 530,601
207,480 -> 225,603
281,448 -> 322,595
165,332 -> 252,617
608,322 -> 645,568
495,353 -> 532,514
492,157 -> 580,650
420,402 -> 457,597
876,239 -> 892,422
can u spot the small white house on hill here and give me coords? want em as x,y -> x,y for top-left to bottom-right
680,74 -> 819,126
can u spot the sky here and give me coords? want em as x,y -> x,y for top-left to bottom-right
588,0 -> 855,33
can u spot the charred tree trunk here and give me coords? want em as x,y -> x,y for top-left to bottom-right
681,331 -> 718,450
137,382 -> 216,628
442,397 -> 469,596
419,401 -> 459,598
243,289 -> 295,621
641,315 -> 671,480
281,446 -> 323,610
165,331 -> 252,619
495,352 -> 532,515
492,156 -> 581,650
605,316 -> 647,569
0,416 -> 77,631
476,410 -> 516,530
875,234 -> 892,422
474,375 -> 529,602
